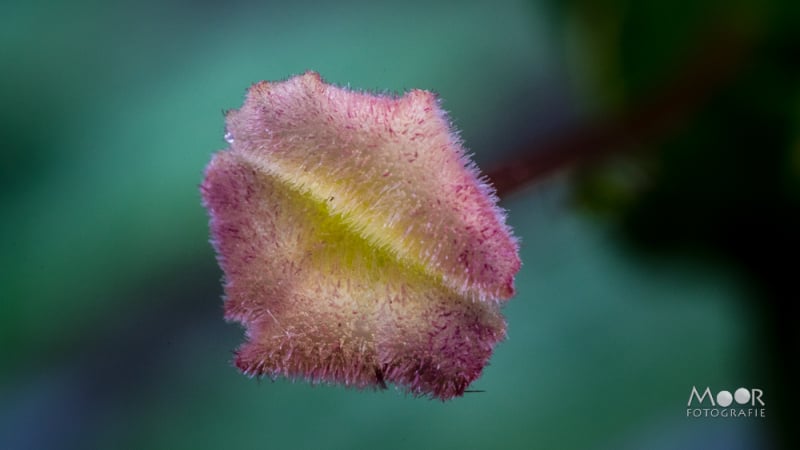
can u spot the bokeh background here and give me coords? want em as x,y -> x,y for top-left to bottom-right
2,0 -> 797,449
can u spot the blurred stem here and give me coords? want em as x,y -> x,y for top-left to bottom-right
487,29 -> 751,197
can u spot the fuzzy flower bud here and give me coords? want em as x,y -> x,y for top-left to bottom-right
201,71 -> 520,399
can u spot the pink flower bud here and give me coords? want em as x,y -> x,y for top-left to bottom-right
201,72 -> 520,399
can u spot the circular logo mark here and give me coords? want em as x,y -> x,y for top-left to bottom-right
716,390 -> 733,407
734,387 -> 751,405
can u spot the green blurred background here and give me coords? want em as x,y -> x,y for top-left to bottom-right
2,0 -> 797,449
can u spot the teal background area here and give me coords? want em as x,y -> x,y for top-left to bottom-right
1,1 -> 792,449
